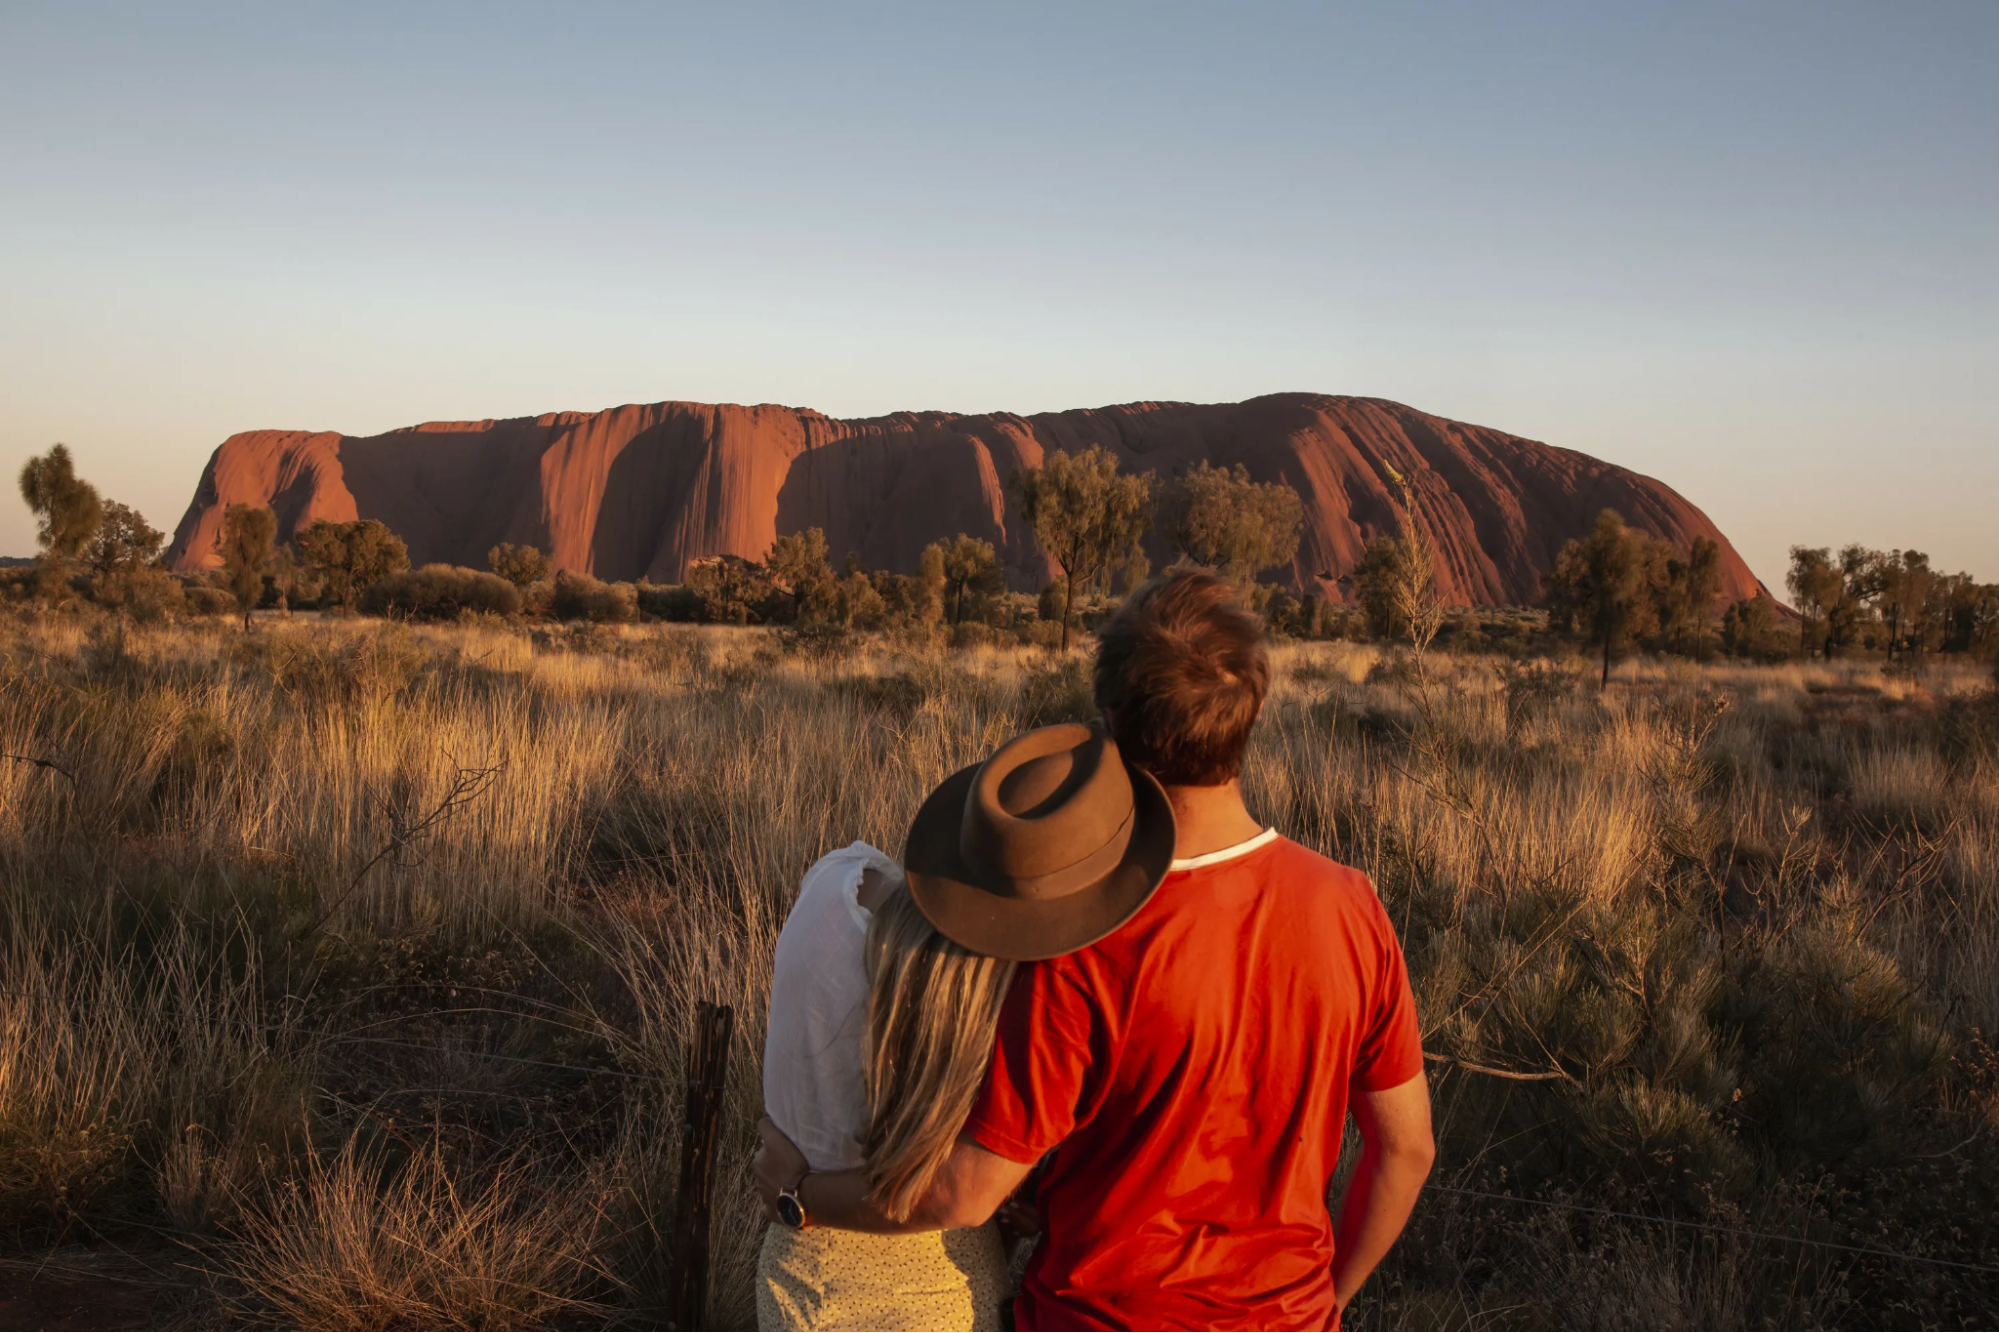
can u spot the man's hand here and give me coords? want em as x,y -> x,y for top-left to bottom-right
992,1152 -> 1049,1249
1331,1074 -> 1435,1314
754,1115 -> 809,1223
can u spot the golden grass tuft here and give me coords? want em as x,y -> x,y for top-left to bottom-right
217,1139 -> 608,1330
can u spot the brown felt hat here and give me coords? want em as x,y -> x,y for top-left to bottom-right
903,722 -> 1176,962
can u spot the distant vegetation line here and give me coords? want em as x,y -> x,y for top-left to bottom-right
11,442 -> 1999,678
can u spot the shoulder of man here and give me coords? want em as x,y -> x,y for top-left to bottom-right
1258,834 -> 1386,902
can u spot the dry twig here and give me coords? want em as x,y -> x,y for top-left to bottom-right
1,751 -> 76,784
295,759 -> 505,941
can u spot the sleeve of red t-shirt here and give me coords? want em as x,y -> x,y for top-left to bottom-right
1350,884 -> 1426,1092
962,957 -> 1109,1164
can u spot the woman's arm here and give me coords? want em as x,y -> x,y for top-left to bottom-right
754,1117 -> 1032,1234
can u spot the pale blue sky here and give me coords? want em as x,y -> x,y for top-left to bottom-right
3,1 -> 1994,590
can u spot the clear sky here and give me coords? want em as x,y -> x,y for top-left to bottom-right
3,1 -> 1993,591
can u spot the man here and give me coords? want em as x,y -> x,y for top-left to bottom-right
757,569 -> 1433,1329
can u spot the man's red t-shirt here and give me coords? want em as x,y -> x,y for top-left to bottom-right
962,831 -> 1424,1331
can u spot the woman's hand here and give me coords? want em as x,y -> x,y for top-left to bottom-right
753,1115 -> 809,1222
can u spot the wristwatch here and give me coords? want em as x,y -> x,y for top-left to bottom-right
776,1172 -> 811,1230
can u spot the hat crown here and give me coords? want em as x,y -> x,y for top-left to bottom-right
961,723 -> 1135,892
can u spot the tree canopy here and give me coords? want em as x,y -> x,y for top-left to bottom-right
220,504 -> 277,630
87,500 -> 164,578
487,543 -> 550,590
18,443 -> 103,565
1011,446 -> 1154,650
928,533 -> 1004,626
766,528 -> 836,622
1543,510 -> 1663,686
295,519 -> 411,609
1350,536 -> 1445,652
1157,461 -> 1303,588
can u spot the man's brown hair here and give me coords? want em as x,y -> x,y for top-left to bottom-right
1093,568 -> 1270,787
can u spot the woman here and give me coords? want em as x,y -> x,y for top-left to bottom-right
756,843 -> 1017,1331
755,722 -> 1176,1332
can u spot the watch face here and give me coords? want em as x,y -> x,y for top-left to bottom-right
777,1192 -> 806,1229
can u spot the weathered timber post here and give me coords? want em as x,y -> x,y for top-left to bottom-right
668,1000 -> 735,1330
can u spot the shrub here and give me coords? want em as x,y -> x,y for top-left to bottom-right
635,582 -> 704,622
550,571 -> 638,623
360,565 -> 523,621
1023,620 -> 1065,650
294,518 -> 409,610
487,542 -> 550,590
779,623 -> 855,660
1037,580 -> 1066,623
183,581 -> 235,617
219,1140 -> 606,1329
687,556 -> 777,624
103,567 -> 187,623
950,621 -> 997,651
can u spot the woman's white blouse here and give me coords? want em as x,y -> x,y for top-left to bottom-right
763,841 -> 896,1172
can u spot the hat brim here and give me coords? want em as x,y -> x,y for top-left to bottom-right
903,759 -> 1176,962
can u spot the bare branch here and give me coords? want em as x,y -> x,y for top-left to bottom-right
1424,1050 -> 1574,1083
1,751 -> 76,784
295,759 -> 505,941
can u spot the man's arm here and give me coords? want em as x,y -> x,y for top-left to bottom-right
754,1117 -> 1034,1234
1331,1073 -> 1435,1314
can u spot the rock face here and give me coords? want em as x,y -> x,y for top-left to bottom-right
167,392 -> 1766,605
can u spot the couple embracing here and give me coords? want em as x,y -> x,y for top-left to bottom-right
755,570 -> 1434,1331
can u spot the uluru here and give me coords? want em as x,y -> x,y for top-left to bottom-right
166,392 -> 1766,606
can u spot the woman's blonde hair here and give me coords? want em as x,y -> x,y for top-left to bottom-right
861,885 -> 1018,1221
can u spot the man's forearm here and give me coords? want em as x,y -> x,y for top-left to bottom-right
1330,1144 -> 1432,1310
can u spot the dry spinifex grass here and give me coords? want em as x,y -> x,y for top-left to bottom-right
215,1139 -> 609,1331
1,612 -> 1995,1328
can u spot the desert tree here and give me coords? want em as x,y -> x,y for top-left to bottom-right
1011,445 -> 1156,651
1822,544 -> 1882,659
1349,537 -> 1446,653
1786,547 -> 1841,660
86,500 -> 164,578
1872,549 -> 1935,663
1037,579 -> 1066,625
927,534 -> 1005,627
766,528 -> 836,623
296,518 -> 411,610
835,565 -> 888,630
220,504 -> 277,630
914,542 -> 947,627
17,443 -> 103,596
488,542 -> 550,590
858,548 -> 944,631
83,499 -> 168,609
1721,593 -> 1779,659
1346,464 -> 1446,653
1687,537 -> 1723,659
1115,548 -> 1151,595
1657,537 -> 1723,659
1543,509 -> 1662,687
1156,461 -> 1304,590
1935,574 -> 1999,658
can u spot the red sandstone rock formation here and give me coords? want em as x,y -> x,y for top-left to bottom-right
167,393 -> 1767,605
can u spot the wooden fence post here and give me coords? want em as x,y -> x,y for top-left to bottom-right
668,999 -> 735,1330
